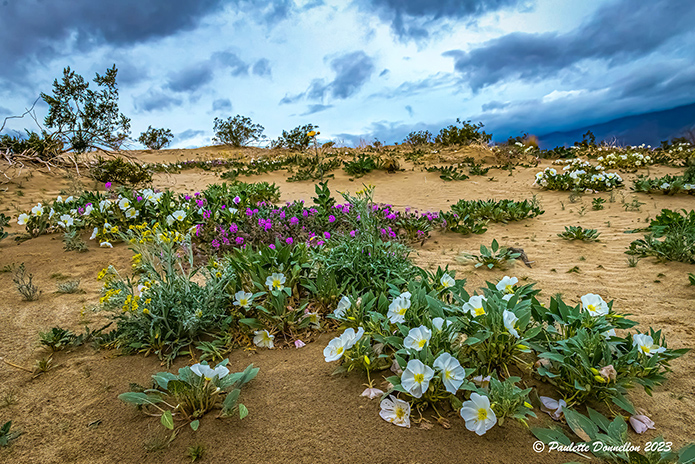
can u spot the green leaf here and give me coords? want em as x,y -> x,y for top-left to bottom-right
611,393 -> 636,415
152,372 -> 177,390
161,411 -> 174,430
564,409 -> 599,442
678,442 -> 695,464
222,388 -> 241,415
190,420 -> 199,431
531,427 -> 571,445
239,403 -> 249,420
587,407 -> 611,434
118,392 -> 163,406
239,318 -> 263,329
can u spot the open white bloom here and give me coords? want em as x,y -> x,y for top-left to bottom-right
433,353 -> 466,394
49,208 -> 55,219
306,311 -> 321,328
400,359 -> 434,398
125,207 -> 139,219
432,317 -> 453,332
463,295 -> 487,317
89,227 -> 98,240
172,210 -> 187,221
341,327 -> 365,350
253,329 -> 275,349
265,272 -> 286,291
118,197 -> 131,211
65,196 -> 74,203
31,203 -> 44,216
233,291 -> 253,308
58,214 -> 74,228
403,326 -> 432,351
387,295 -> 410,323
190,362 -> 229,381
602,328 -> 616,340
100,241 -> 113,248
83,204 -> 93,216
632,333 -> 666,357
56,195 -> 63,203
440,273 -> 455,288
460,393 -> 497,436
99,199 -> 110,212
503,310 -> 520,338
379,395 -> 411,428
334,295 -> 351,318
17,213 -> 29,225
580,293 -> 609,317
323,336 -> 347,362
496,276 -> 518,294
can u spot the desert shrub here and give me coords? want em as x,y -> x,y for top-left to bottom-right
271,123 -> 317,151
41,65 -> 131,153
212,115 -> 265,147
627,209 -> 695,263
0,213 -> 9,241
426,165 -> 469,181
343,154 -> 378,177
558,226 -> 601,242
62,230 -> 88,252
13,263 -> 40,301
403,130 -> 432,146
459,239 -> 521,269
633,164 -> 695,195
596,150 -> 653,171
90,156 -> 152,186
138,126 -> 173,150
0,130 -> 63,159
435,119 -> 491,146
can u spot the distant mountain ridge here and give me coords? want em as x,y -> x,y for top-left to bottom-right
537,102 -> 695,148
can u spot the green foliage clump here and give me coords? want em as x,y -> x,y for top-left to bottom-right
0,130 -> 63,159
460,239 -> 521,270
271,123 -> 317,151
13,263 -> 40,301
403,130 -> 432,146
558,226 -> 601,242
440,197 -> 543,235
41,65 -> 131,153
343,154 -> 378,178
627,209 -> 695,264
212,115 -> 265,147
426,165 -> 469,181
90,156 -> 152,186
0,421 -> 21,447
0,213 -> 9,242
138,126 -> 174,150
435,119 -> 491,146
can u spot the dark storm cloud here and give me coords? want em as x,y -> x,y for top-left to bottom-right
213,51 -> 250,77
0,0 -> 226,79
279,51 -> 375,104
359,0 -> 529,40
370,73 -> 455,99
445,0 -> 695,91
252,59 -> 272,77
212,98 -> 233,113
133,89 -> 184,113
166,66 -> 215,93
481,101 -> 510,111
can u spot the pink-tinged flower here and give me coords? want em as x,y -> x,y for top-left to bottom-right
599,365 -> 617,383
328,215 -> 336,223
472,375 -> 491,388
233,196 -> 241,204
290,216 -> 299,225
294,340 -> 306,348
629,414 -> 655,434
361,387 -> 384,399
324,231 -> 331,239
302,210 -> 309,218
235,236 -> 244,245
350,230 -> 357,237
390,358 -> 403,375
269,244 -> 276,249
286,237 -> 293,245
540,396 -> 567,421
104,182 -> 112,190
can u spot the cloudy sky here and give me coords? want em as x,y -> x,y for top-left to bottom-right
1,0 -> 694,148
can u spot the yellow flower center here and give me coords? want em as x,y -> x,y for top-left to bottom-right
477,408 -> 488,421
397,307 -> 407,315
417,339 -> 427,349
445,370 -> 453,380
587,304 -> 596,312
240,299 -> 248,306
474,307 -> 485,316
505,285 -> 514,293
336,346 -> 344,355
395,407 -> 405,419
641,345 -> 650,354
414,373 -> 424,384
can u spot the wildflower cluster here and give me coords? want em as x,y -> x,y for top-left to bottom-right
534,159 -> 623,191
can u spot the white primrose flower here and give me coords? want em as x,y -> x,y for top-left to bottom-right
496,276 -> 518,294
172,210 -> 187,221
632,333 -> 666,357
17,213 -> 29,225
56,195 -> 63,203
334,295 -> 351,318
460,392 -> 497,436
265,272 -> 286,291
49,208 -> 55,219
400,359 -> 434,398
379,395 -> 410,428
253,329 -> 275,349
31,203 -> 44,216
503,310 -> 520,338
100,241 -> 113,248
324,336 -> 347,362
89,227 -> 98,240
463,295 -> 487,317
306,311 -> 321,329
125,207 -> 139,219
387,295 -> 410,323
403,326 -> 432,351
440,273 -> 455,288
433,353 -> 466,394
602,328 -> 616,340
190,362 -> 229,381
83,204 -> 93,216
98,199 -> 110,212
118,197 -> 131,211
58,214 -> 74,228
580,293 -> 609,317
432,317 -> 453,332
233,291 -> 253,308
65,196 -> 74,203
341,327 -> 364,350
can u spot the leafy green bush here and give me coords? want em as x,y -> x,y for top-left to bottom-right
460,239 -> 521,270
41,65 -> 131,153
343,154 -> 378,177
435,119 -> 491,146
0,130 -> 63,159
90,156 -> 152,186
212,115 -> 265,147
138,126 -> 173,150
627,209 -> 695,263
271,123 -> 317,151
558,226 -> 601,242
426,165 -> 469,181
403,130 -> 432,146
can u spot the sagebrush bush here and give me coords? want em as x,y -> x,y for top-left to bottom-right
90,156 -> 152,186
138,126 -> 173,150
212,115 -> 265,147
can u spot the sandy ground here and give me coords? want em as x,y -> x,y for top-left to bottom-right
0,147 -> 693,464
